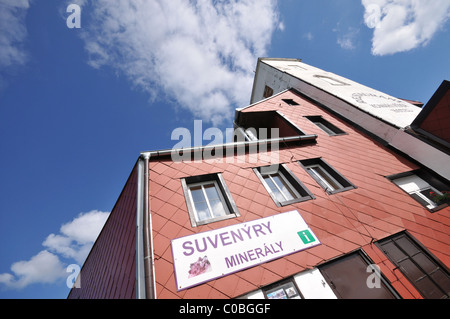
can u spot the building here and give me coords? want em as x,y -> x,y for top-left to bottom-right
68,58 -> 449,299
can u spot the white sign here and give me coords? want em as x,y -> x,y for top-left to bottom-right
171,210 -> 320,291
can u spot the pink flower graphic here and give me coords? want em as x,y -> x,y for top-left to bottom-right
188,256 -> 212,278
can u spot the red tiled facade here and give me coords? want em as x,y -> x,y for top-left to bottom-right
69,78 -> 449,300
149,89 -> 449,299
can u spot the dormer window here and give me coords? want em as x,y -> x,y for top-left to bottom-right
236,111 -> 306,141
388,170 -> 449,211
282,99 -> 299,106
305,116 -> 346,136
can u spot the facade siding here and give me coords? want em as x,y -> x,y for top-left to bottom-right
68,165 -> 137,299
68,87 -> 449,299
150,89 -> 450,299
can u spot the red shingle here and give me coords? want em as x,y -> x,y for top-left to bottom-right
72,89 -> 450,300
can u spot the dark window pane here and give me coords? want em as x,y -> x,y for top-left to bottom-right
319,252 -> 396,299
378,233 -> 450,299
430,270 -> 450,296
380,241 -> 406,263
415,276 -> 443,299
412,253 -> 439,274
399,259 -> 424,282
395,236 -> 419,256
420,188 -> 435,201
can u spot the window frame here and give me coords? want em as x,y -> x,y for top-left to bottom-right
376,231 -> 450,299
299,158 -> 356,194
318,249 -> 400,299
388,170 -> 449,212
261,277 -> 303,299
254,164 -> 315,207
304,115 -> 347,136
282,99 -> 299,106
236,110 -> 307,142
181,173 -> 241,227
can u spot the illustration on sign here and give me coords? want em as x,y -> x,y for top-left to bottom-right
171,210 -> 320,291
188,256 -> 212,278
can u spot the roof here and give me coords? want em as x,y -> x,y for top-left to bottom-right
257,58 -> 422,129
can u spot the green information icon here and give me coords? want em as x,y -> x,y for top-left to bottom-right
298,230 -> 316,244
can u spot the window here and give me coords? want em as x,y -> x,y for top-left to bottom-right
377,232 -> 450,299
319,251 -> 399,299
282,99 -> 299,106
305,116 -> 346,136
262,278 -> 302,299
239,252 -> 399,299
254,164 -> 314,206
299,158 -> 356,194
236,111 -> 306,141
182,173 -> 240,227
263,85 -> 274,98
390,173 -> 448,210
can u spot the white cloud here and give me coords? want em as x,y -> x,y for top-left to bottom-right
80,0 -> 280,125
362,0 -> 450,55
43,210 -> 110,264
0,210 -> 109,290
0,0 -> 32,87
337,28 -> 359,50
0,251 -> 66,290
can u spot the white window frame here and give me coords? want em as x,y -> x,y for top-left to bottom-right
182,174 -> 240,227
187,180 -> 231,223
262,171 -> 301,203
314,121 -> 336,136
392,175 -> 442,210
305,115 -> 346,137
244,128 -> 259,141
254,164 -> 314,207
305,164 -> 344,192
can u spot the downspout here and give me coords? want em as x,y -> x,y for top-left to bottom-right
136,157 -> 146,299
136,153 -> 156,299
143,153 -> 157,299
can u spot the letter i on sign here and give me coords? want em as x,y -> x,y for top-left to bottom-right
298,230 -> 315,244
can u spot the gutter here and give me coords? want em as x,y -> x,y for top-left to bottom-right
140,134 -> 317,160
136,132 -> 316,298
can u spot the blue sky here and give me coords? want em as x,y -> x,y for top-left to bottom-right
0,0 -> 449,299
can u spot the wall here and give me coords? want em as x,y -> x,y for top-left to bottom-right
149,90 -> 449,299
68,165 -> 137,299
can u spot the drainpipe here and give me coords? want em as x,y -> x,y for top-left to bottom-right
136,153 -> 156,299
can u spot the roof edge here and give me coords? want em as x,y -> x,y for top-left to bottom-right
140,134 -> 317,160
